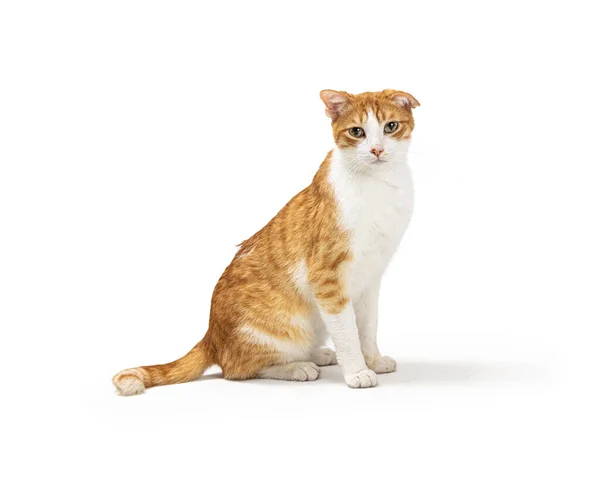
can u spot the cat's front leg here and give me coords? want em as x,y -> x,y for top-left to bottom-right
354,281 -> 397,374
316,299 -> 377,389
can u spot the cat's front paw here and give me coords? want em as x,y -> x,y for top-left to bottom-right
344,369 -> 378,388
367,356 -> 397,374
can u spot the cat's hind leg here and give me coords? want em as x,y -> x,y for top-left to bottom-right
258,362 -> 320,381
219,307 -> 322,382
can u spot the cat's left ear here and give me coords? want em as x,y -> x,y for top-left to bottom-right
390,91 -> 420,109
320,90 -> 351,120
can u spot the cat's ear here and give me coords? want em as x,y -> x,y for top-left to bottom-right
389,90 -> 420,109
320,90 -> 351,120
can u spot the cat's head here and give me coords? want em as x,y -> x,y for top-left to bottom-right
320,89 -> 419,167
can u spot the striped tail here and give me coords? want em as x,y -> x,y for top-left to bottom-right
112,337 -> 213,396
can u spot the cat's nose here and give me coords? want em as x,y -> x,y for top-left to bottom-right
370,146 -> 384,158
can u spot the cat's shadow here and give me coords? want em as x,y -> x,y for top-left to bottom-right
201,360 -> 547,386
320,359 -> 548,386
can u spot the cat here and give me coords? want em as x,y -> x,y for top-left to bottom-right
113,89 -> 419,395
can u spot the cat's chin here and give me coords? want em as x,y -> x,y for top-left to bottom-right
364,156 -> 405,168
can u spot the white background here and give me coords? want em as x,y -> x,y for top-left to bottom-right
1,1 -> 599,477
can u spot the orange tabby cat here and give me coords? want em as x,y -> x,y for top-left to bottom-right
113,89 -> 419,395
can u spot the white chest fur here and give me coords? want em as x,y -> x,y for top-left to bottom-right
329,151 -> 414,298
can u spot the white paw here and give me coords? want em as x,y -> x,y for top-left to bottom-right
312,348 -> 338,366
345,369 -> 378,388
290,362 -> 321,381
369,356 -> 397,374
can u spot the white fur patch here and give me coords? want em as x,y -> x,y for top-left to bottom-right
290,261 -> 311,299
237,323 -> 315,362
329,144 -> 414,297
113,368 -> 145,396
365,111 -> 384,153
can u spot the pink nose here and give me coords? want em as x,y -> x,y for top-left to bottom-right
370,146 -> 384,158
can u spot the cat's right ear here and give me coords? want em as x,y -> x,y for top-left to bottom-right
320,90 -> 351,120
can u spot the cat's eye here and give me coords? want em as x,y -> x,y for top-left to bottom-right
384,121 -> 399,133
348,127 -> 365,138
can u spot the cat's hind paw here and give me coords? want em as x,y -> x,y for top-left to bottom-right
258,361 -> 321,382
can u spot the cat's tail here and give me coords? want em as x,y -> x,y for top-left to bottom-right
112,336 -> 214,396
